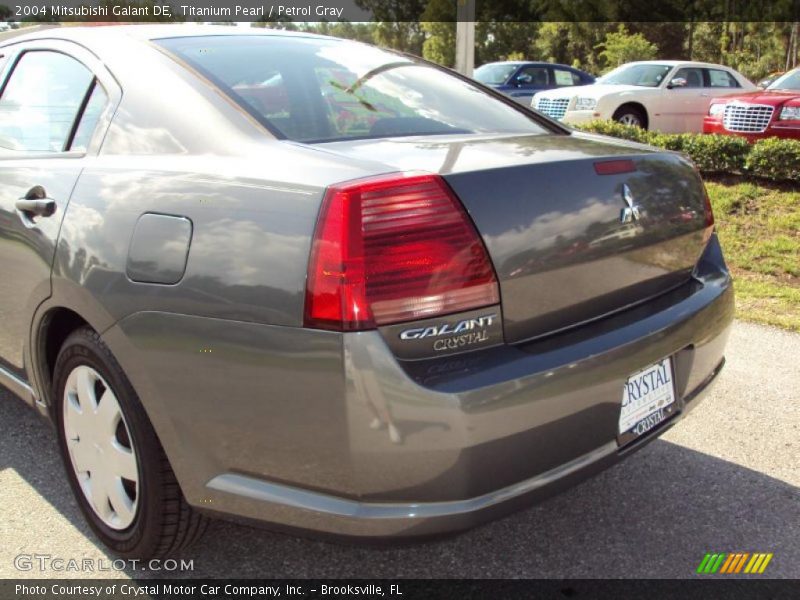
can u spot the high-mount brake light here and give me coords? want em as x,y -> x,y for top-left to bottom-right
593,159 -> 636,175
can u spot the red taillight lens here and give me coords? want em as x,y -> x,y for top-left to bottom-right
689,162 -> 715,244
703,187 -> 715,228
304,173 -> 500,331
702,185 -> 715,243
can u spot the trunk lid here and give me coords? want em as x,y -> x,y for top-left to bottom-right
317,133 -> 710,344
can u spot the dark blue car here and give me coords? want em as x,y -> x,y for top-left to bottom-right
474,61 -> 595,104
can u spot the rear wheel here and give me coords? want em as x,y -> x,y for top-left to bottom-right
613,105 -> 647,129
53,327 -> 207,558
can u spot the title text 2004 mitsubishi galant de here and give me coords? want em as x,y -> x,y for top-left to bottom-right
0,27 -> 733,558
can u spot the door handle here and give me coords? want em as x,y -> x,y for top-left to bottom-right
16,186 -> 56,219
16,198 -> 56,217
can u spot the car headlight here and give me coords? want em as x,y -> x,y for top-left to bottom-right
574,97 -> 597,111
779,105 -> 800,120
708,103 -> 726,117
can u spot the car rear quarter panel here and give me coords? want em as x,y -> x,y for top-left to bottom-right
46,151 -> 385,501
54,157 -> 320,328
23,31 -> 398,500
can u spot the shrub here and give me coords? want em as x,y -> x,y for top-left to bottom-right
680,134 -> 750,173
573,120 -> 800,183
648,132 -> 687,152
574,120 -> 652,144
745,137 -> 800,182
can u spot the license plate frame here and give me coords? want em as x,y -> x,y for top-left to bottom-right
617,357 -> 677,446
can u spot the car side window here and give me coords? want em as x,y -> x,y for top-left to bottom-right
0,51 -> 94,152
553,68 -> 580,87
516,66 -> 549,87
69,81 -> 108,152
706,69 -> 740,88
673,67 -> 704,88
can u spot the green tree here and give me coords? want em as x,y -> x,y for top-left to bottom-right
477,22 -> 539,65
534,22 -> 613,73
690,22 -> 793,81
597,24 -> 659,71
372,21 -> 424,55
299,21 -> 376,44
628,22 -> 687,59
421,21 -> 455,66
354,0 -> 428,54
420,0 -> 454,66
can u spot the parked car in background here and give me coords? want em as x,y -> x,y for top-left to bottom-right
704,68 -> 800,140
474,61 -> 595,104
757,72 -> 784,89
533,61 -> 756,132
0,26 -> 733,559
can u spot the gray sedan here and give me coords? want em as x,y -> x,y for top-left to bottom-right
0,26 -> 733,558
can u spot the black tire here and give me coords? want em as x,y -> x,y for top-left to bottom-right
53,326 -> 208,558
613,105 -> 647,129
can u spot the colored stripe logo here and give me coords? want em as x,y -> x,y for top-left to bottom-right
697,552 -> 773,574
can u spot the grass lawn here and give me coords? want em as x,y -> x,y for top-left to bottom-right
706,177 -> 800,331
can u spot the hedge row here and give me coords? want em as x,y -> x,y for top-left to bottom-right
573,120 -> 800,183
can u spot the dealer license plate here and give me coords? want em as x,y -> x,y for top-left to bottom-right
618,357 -> 676,444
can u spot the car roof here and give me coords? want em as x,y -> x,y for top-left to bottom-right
478,60 -> 582,70
620,60 -> 735,69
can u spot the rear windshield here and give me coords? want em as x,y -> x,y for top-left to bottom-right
156,35 -> 549,143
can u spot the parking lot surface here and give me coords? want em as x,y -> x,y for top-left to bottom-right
1,321 -> 798,579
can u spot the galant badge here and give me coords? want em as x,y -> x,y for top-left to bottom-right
399,314 -> 496,340
620,184 -> 642,223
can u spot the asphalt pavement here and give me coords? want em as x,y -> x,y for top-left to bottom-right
1,321 -> 798,579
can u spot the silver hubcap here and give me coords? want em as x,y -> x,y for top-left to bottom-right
618,113 -> 642,127
63,366 -> 139,530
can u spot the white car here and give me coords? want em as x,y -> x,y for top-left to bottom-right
532,60 -> 756,133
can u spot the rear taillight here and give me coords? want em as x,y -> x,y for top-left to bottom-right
701,187 -> 715,244
304,173 -> 500,331
696,170 -> 715,243
703,186 -> 715,229
688,161 -> 715,244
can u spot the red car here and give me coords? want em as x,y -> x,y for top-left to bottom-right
704,68 -> 800,141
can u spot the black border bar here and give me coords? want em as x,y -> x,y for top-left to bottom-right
4,0 -> 800,23
4,579 -> 800,600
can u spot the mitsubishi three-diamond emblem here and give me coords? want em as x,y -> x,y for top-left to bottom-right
620,184 -> 642,223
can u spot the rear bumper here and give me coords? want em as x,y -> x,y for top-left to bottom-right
104,236 -> 734,539
206,358 -> 723,538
